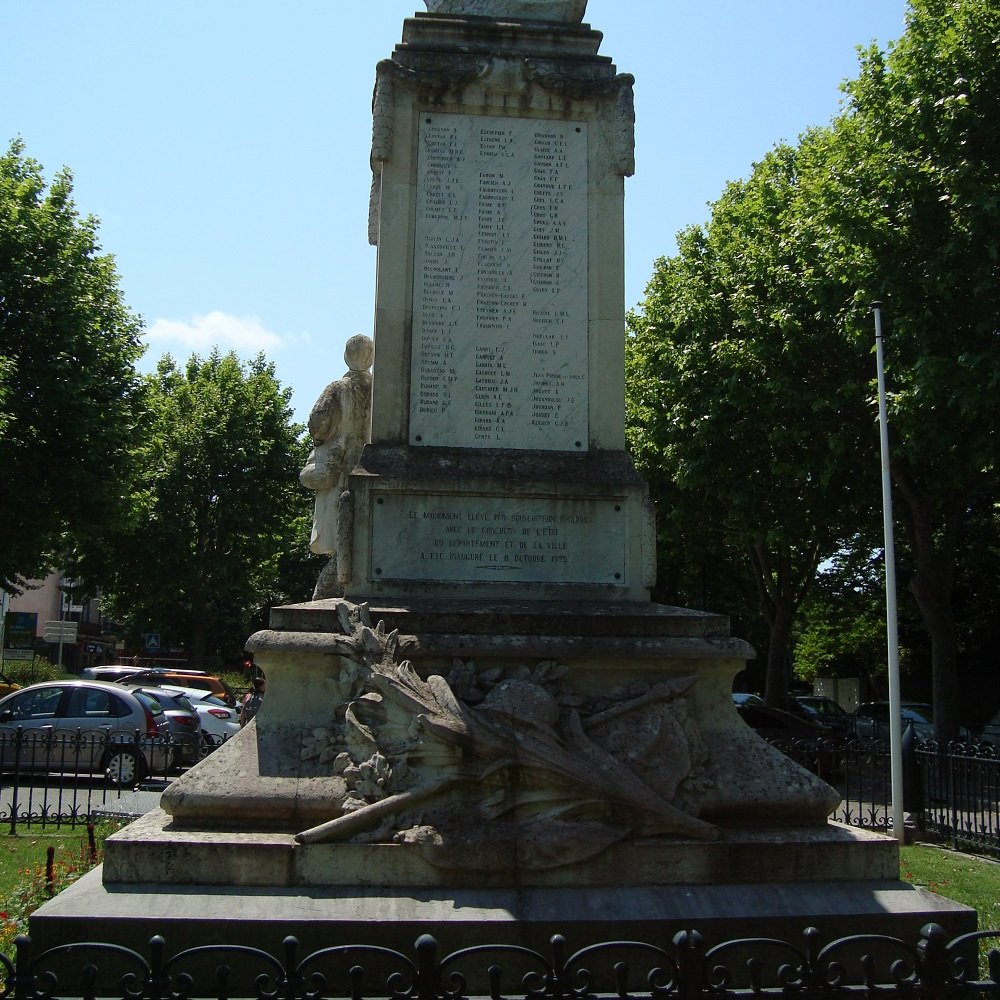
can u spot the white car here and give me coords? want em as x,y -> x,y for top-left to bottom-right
159,685 -> 240,750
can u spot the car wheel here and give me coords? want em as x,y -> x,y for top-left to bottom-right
104,748 -> 145,787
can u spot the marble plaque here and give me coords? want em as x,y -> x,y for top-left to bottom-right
371,494 -> 627,584
410,113 -> 589,451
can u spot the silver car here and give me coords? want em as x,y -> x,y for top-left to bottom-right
0,680 -> 173,785
125,685 -> 203,765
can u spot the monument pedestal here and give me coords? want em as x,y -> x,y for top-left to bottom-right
32,598 -> 977,965
31,2 -> 979,974
38,862 -> 973,961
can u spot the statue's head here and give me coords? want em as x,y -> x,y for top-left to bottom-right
423,0 -> 587,23
344,334 -> 375,373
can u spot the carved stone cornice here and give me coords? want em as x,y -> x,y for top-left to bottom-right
376,57 -> 492,131
524,63 -> 635,175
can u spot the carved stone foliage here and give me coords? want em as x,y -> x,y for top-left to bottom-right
296,603 -> 718,869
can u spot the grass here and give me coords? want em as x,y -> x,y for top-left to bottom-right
0,825 -> 115,953
0,831 -> 89,899
900,843 -> 1000,928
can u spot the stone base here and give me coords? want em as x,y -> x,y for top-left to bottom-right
31,866 -> 976,992
107,809 -> 900,889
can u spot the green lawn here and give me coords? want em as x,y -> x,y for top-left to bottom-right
0,828 -> 100,899
900,843 -> 1000,928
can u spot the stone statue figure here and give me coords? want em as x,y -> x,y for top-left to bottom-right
300,335 -> 375,599
423,0 -> 587,22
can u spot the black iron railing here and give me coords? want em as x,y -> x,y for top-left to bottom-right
1,728 -> 998,853
0,730 -> 215,832
769,733 -> 1000,855
2,924 -> 998,1000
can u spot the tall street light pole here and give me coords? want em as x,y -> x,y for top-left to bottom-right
872,301 -> 904,842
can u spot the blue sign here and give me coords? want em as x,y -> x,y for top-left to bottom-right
143,633 -> 161,652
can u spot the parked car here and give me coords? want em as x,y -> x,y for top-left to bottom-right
979,711 -> 1000,747
159,685 -> 240,749
792,695 -> 854,733
115,670 -> 237,708
731,692 -> 765,706
0,671 -> 20,697
852,701 -> 973,742
0,680 -> 173,784
124,686 -> 202,765
81,665 -> 149,683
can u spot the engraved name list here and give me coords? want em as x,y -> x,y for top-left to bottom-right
410,114 -> 589,450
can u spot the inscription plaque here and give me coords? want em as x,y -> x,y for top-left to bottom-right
371,494 -> 627,584
410,113 -> 589,451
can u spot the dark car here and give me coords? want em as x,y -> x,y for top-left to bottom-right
792,695 -> 854,733
0,680 -> 173,784
731,692 -> 765,707
852,701 -> 973,743
736,702 -> 841,777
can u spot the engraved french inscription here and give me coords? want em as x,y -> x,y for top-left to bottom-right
410,114 -> 589,450
371,494 -> 626,584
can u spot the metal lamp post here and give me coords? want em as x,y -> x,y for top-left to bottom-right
872,301 -> 905,841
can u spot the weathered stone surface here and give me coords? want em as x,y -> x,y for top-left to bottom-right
155,597 -> 844,886
424,0 -> 588,22
78,10 -> 918,956
104,810 -> 901,889
299,334 -> 374,597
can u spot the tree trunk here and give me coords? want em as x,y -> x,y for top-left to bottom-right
764,599 -> 796,709
894,469 -> 961,741
749,539 -> 820,709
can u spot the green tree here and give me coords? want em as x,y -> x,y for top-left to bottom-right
77,351 -> 314,666
0,139 -> 144,592
628,0 -> 1000,733
822,0 -> 1000,736
626,140 -> 876,707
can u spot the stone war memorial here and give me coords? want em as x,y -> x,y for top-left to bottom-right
34,0 -> 974,973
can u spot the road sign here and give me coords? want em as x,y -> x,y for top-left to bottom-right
143,633 -> 161,652
43,621 -> 78,643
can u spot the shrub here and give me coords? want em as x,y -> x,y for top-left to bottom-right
2,657 -> 61,687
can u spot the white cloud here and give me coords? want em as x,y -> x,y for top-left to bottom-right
144,311 -> 289,355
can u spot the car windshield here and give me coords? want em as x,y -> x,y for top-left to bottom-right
800,698 -> 849,717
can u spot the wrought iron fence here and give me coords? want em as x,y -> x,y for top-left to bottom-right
0,730 -> 212,833
920,740 -> 1000,854
770,732 -> 1000,855
2,924 -> 998,1000
2,727 -> 997,854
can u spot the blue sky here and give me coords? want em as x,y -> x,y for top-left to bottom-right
2,1 -> 908,426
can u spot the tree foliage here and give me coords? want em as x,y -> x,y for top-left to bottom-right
76,351 -> 316,665
627,0 -> 1000,732
0,139 -> 144,592
835,0 -> 1000,736
626,139 -> 877,706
